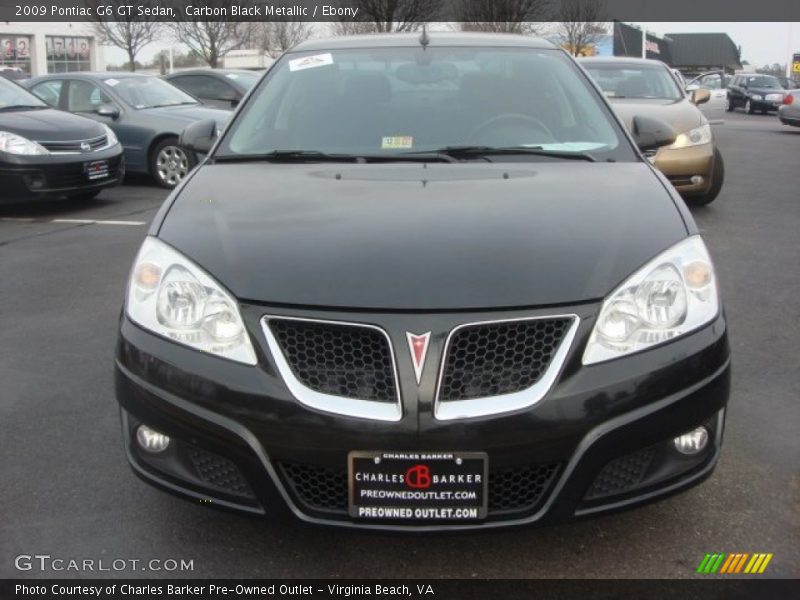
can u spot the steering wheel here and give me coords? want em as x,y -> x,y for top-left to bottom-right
468,114 -> 555,145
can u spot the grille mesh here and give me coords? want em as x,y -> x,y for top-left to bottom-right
438,318 -> 572,402
279,461 -> 559,517
188,447 -> 255,498
269,319 -> 397,403
585,447 -> 657,500
488,463 -> 560,513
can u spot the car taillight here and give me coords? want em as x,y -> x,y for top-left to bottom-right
784,94 -> 795,105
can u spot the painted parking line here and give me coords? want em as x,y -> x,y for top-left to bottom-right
1,217 -> 145,226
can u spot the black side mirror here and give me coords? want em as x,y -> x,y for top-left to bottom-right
179,119 -> 218,154
96,103 -> 120,119
631,115 -> 676,152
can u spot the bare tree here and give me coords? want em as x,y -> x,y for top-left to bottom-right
251,22 -> 313,58
85,0 -> 162,71
168,22 -> 252,68
556,0 -> 607,57
331,0 -> 444,34
455,0 -> 553,35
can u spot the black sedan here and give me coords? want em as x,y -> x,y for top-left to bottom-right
163,69 -> 261,110
727,73 -> 786,114
0,76 -> 122,203
115,33 -> 730,530
25,72 -> 229,188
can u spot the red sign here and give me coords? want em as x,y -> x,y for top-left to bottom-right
405,465 -> 431,489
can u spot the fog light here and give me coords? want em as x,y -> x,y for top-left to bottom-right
673,426 -> 708,455
136,425 -> 170,453
691,175 -> 704,185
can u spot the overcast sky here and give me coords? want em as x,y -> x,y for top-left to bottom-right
107,22 -> 800,68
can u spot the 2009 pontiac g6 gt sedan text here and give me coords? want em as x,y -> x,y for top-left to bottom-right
115,34 -> 730,530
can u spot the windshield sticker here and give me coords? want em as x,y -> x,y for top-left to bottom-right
289,53 -> 334,72
105,78 -> 120,87
225,73 -> 239,79
381,136 -> 413,150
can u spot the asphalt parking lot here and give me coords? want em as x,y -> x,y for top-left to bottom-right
1,110 -> 798,579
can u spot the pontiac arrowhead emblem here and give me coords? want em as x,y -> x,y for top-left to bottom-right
406,332 -> 431,385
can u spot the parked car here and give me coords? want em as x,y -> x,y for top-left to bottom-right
580,57 -> 724,205
0,75 -> 123,203
116,33 -> 730,530
685,71 -> 730,112
726,74 -> 785,114
163,69 -> 261,110
25,73 -> 229,188
776,76 -> 799,90
778,90 -> 800,127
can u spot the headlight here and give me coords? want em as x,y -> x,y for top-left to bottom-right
669,123 -> 712,149
101,124 -> 119,147
126,236 -> 257,365
750,94 -> 763,101
0,131 -> 48,155
583,236 -> 719,365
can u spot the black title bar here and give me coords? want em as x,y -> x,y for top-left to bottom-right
1,0 -> 799,22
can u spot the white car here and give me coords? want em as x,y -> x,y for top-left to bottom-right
686,71 -> 729,112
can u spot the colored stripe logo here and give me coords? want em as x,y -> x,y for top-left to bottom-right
696,553 -> 773,574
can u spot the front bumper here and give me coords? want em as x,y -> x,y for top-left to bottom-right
0,146 -> 123,203
652,143 -> 715,196
115,304 -> 730,531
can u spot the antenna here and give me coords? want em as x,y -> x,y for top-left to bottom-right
419,25 -> 430,49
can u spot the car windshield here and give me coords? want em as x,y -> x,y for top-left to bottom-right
218,46 -> 628,160
745,75 -> 781,88
583,63 -> 684,100
0,76 -> 47,109
109,76 -> 198,109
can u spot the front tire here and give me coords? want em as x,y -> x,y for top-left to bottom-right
150,137 -> 195,189
687,147 -> 724,207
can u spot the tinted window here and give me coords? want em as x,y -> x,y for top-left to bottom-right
30,80 -> 63,106
109,76 -> 197,109
583,63 -> 683,100
221,47 -> 628,160
171,75 -> 235,99
745,75 -> 780,88
66,79 -> 110,112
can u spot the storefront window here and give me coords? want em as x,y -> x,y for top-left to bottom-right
46,36 -> 92,73
0,36 -> 32,74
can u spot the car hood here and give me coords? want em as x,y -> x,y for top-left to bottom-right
608,98 -> 704,135
157,162 -> 688,310
0,108 -> 105,141
140,104 -> 230,125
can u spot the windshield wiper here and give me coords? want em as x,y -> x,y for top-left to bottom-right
0,104 -> 47,111
214,150 -> 459,163
431,145 -> 598,162
147,101 -> 198,108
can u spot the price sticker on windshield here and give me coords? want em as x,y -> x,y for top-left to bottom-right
289,53 -> 334,72
381,136 -> 414,149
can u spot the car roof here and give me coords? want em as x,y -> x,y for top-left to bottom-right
578,57 -> 670,69
165,69 -> 255,77
291,32 -> 556,52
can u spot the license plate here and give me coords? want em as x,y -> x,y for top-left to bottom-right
85,160 -> 108,180
348,451 -> 488,522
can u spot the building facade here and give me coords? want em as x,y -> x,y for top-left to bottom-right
0,22 -> 104,77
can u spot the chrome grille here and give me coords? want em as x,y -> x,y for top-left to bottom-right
438,317 -> 573,402
266,317 -> 399,405
39,134 -> 108,153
